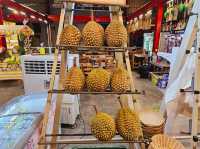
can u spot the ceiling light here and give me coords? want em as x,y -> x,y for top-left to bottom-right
44,20 -> 48,24
40,13 -> 45,16
8,7 -> 15,11
8,7 -> 18,14
38,18 -> 42,21
30,15 -> 36,19
147,10 -> 152,15
20,11 -> 26,15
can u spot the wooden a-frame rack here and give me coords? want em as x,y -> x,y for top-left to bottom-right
37,1 -> 143,149
37,0 -> 200,149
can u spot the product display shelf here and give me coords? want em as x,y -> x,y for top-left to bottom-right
48,89 -> 144,95
40,135 -> 151,145
38,1 -> 141,149
57,45 -> 136,52
0,71 -> 22,80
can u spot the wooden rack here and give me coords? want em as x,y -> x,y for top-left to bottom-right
38,1 -> 142,149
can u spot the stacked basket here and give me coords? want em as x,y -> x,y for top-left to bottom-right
139,111 -> 165,138
148,134 -> 185,149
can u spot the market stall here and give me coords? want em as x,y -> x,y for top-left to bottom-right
0,0 -> 51,80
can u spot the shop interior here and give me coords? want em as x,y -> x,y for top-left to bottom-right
0,0 -> 199,149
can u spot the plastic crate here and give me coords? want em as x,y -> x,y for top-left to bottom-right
150,72 -> 163,86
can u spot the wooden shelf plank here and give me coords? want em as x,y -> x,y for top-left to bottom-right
48,89 -> 144,95
53,0 -> 127,7
57,44 -> 137,52
39,137 -> 150,145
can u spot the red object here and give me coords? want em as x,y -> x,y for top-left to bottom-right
48,15 -> 110,23
153,0 -> 163,53
0,35 -> 7,54
0,0 -> 48,23
6,14 -> 30,23
74,15 -> 110,23
48,15 -> 60,22
0,6 -> 6,54
0,5 -> 3,25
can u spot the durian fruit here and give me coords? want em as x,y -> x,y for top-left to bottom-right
105,20 -> 128,47
87,68 -> 110,91
82,21 -> 104,46
64,58 -> 85,92
111,63 -> 129,92
116,100 -> 143,141
91,106 -> 116,141
59,25 -> 81,46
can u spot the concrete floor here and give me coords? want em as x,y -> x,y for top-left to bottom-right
0,72 -> 199,148
0,80 -> 24,106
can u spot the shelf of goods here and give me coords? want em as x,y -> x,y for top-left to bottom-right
37,1 -> 193,149
0,24 -> 33,80
0,62 -> 21,80
80,53 -> 115,75
162,0 -> 193,32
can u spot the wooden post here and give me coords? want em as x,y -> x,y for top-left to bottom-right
192,4 -> 200,148
110,8 -> 139,110
51,50 -> 67,149
38,3 -> 67,149
110,7 -> 130,109
50,2 -> 74,149
38,50 -> 59,149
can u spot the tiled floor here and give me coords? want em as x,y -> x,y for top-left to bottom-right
0,72 -> 199,148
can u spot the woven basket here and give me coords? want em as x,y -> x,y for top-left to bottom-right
148,134 -> 185,149
139,111 -> 165,138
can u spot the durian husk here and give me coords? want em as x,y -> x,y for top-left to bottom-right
91,112 -> 116,141
111,66 -> 129,92
87,68 -> 110,91
82,21 -> 104,46
105,20 -> 128,47
148,134 -> 185,149
59,25 -> 81,50
116,107 -> 143,141
64,64 -> 85,92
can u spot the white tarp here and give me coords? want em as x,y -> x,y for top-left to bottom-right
160,48 -> 196,134
160,0 -> 200,134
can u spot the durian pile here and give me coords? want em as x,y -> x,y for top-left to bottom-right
64,58 -> 85,92
87,68 -> 110,91
111,63 -> 130,92
60,25 -> 81,46
105,20 -> 128,47
90,101 -> 143,141
116,108 -> 143,140
91,106 -> 116,141
64,60 -> 130,92
59,18 -> 128,49
82,21 -> 104,46
116,99 -> 143,141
